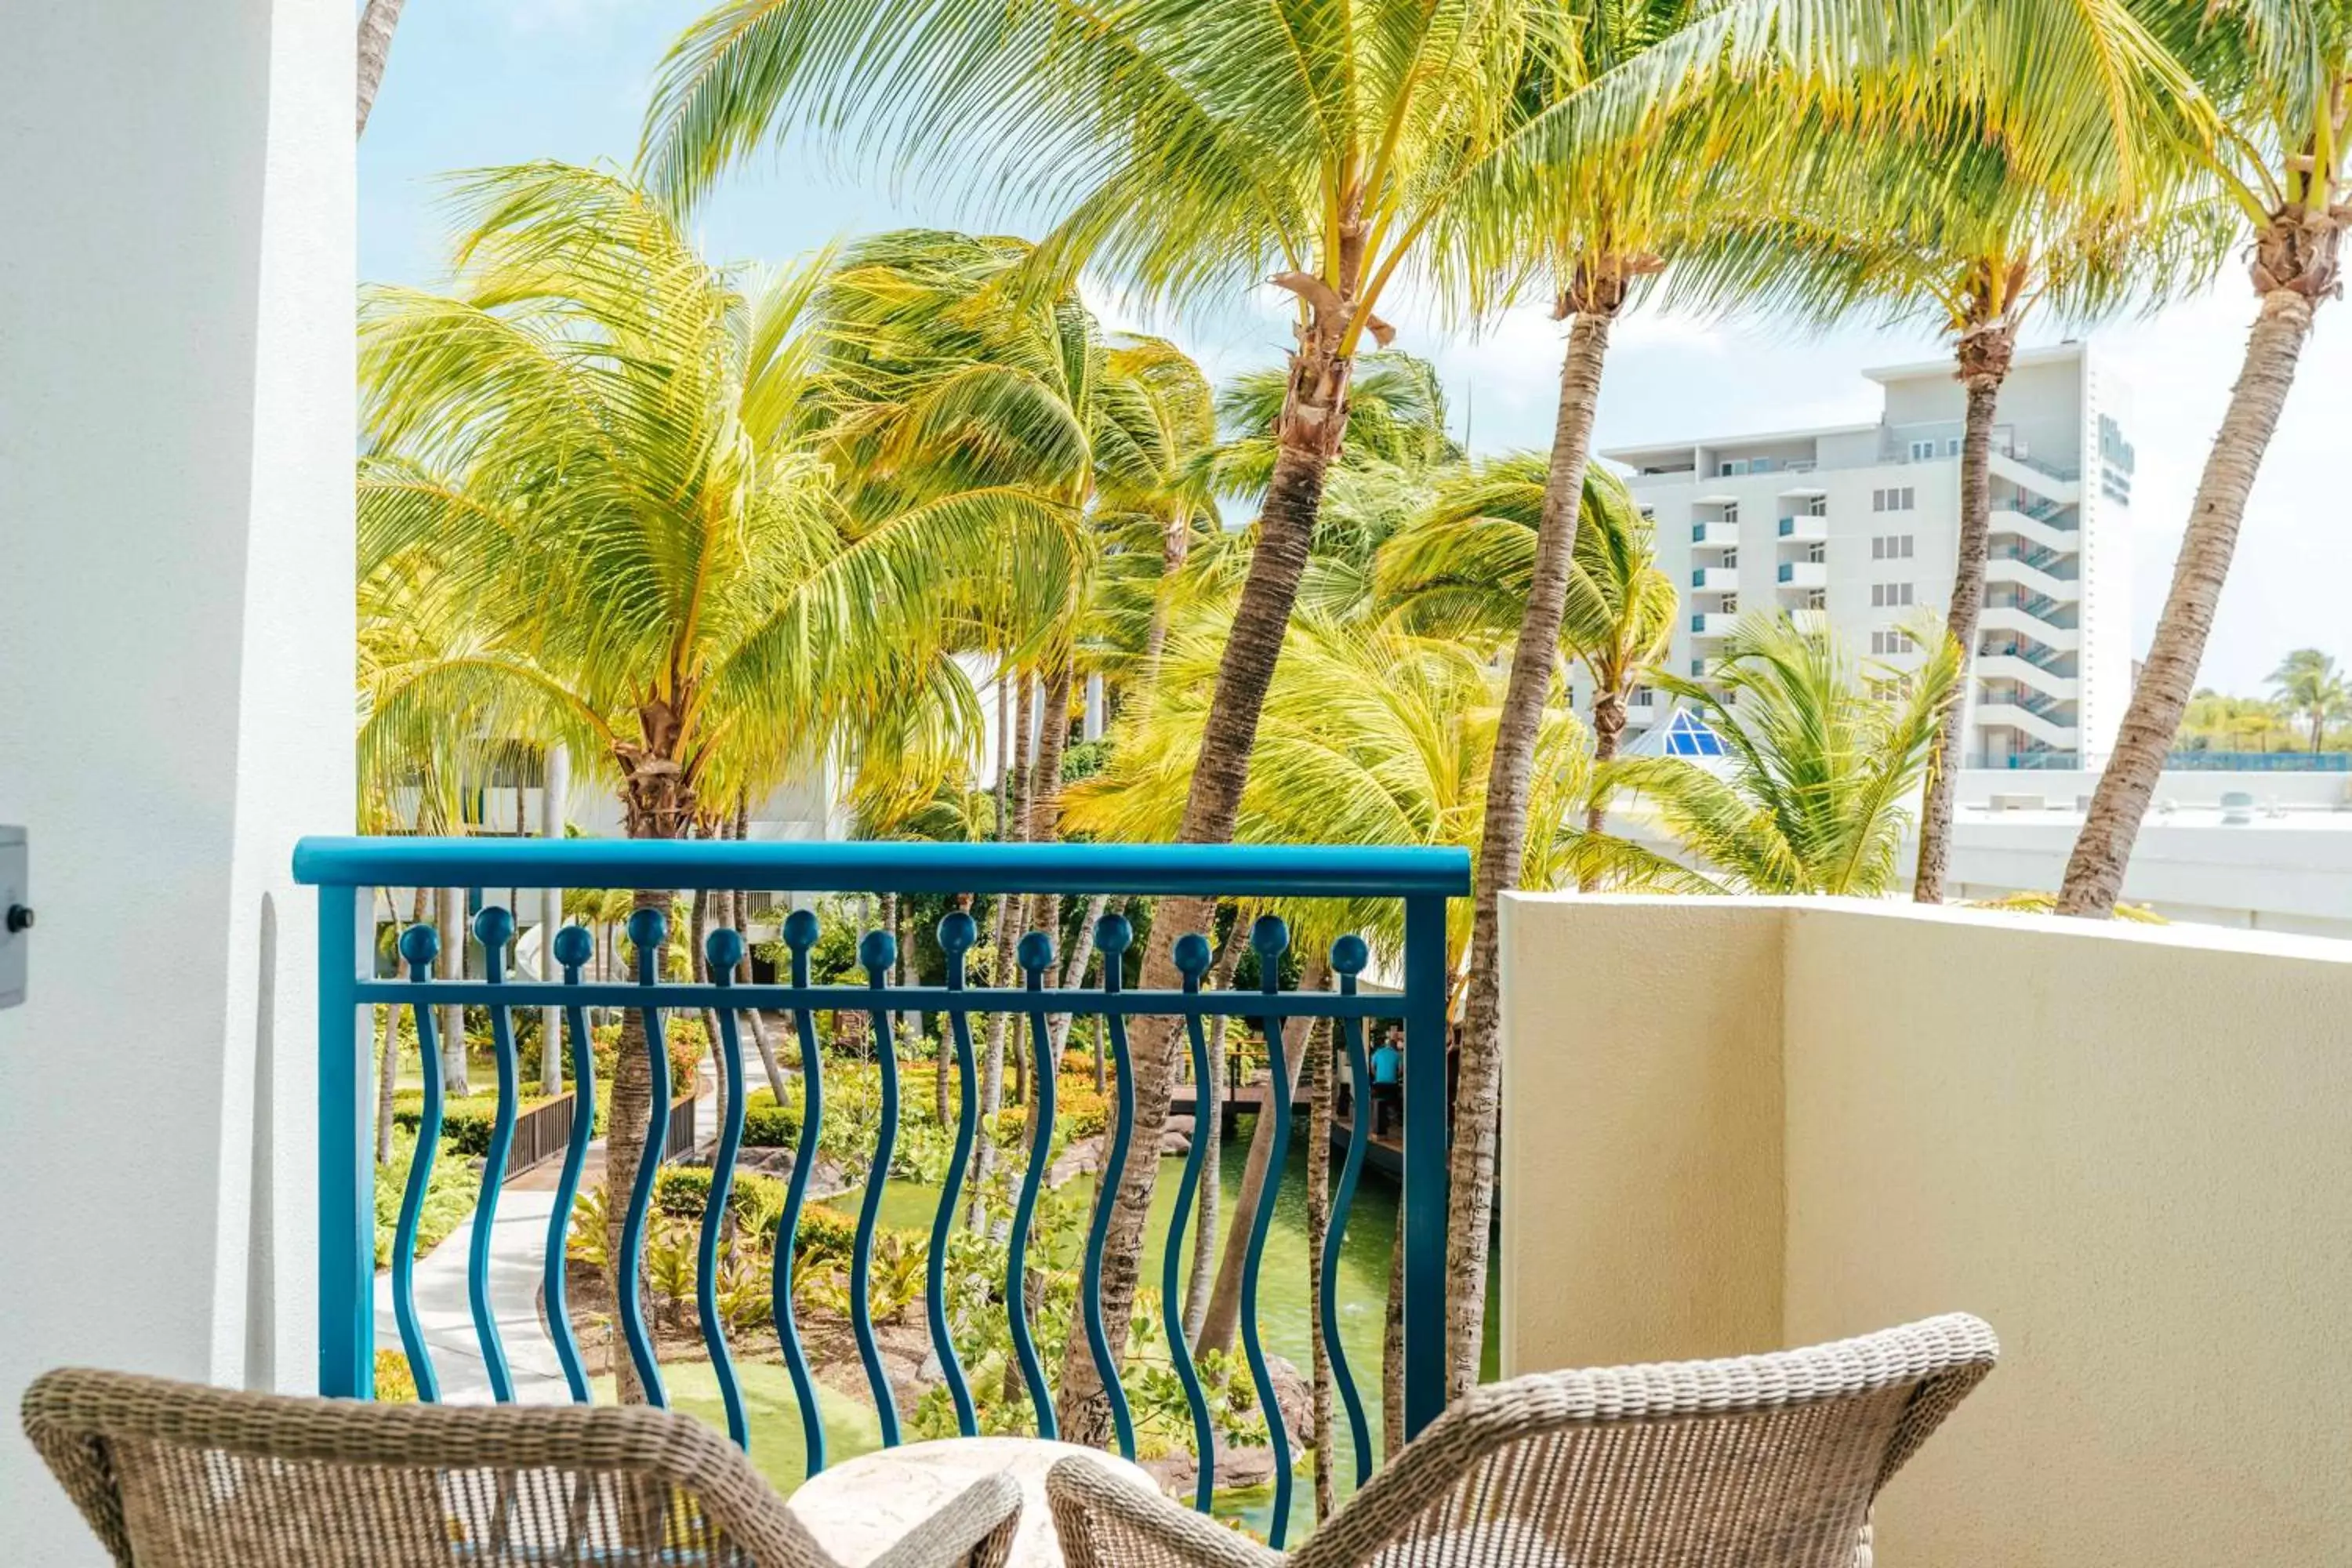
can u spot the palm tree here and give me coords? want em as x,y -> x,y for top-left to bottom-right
1442,0 -> 2201,1399
2059,1 -> 2352,914
637,0 -> 1607,1434
1376,457 -> 1675,840
1066,608 -> 1602,1363
358,164 -> 1072,1399
1575,612 -> 1964,896
2270,648 -> 2350,752
356,0 -> 407,137
1671,113 -> 2221,905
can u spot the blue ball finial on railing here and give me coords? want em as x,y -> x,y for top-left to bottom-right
472,904 -> 515,953
1330,934 -> 1370,977
1250,913 -> 1290,960
626,906 -> 668,948
1173,931 -> 1212,979
782,907 -> 820,952
552,924 -> 593,975
397,923 -> 440,975
1094,912 -> 1134,955
1016,931 -> 1054,973
858,929 -> 897,975
937,910 -> 978,955
706,927 -> 746,975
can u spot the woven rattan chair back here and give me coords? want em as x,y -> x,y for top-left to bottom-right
1051,1313 -> 1998,1568
22,1367 -> 1016,1568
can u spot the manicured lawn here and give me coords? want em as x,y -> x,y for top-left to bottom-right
591,1359 -> 884,1494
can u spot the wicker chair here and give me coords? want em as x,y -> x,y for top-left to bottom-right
24,1367 -> 1022,1568
1048,1313 -> 1998,1568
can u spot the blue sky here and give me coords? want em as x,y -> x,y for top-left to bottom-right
361,0 -> 2351,694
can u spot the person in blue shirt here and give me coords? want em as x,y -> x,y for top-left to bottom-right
1369,1025 -> 1403,1138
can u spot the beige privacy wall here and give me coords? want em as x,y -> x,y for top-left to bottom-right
1498,894 -> 2352,1566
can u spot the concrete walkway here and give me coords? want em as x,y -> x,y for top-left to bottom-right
376,1185 -> 573,1403
379,1047 -> 731,1403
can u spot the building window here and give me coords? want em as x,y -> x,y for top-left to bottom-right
1805,496 -> 1828,517
1871,583 -> 1915,608
1870,533 -> 1917,560
1871,487 -> 1916,513
1909,439 -> 1936,461
1946,437 -> 1963,456
1871,630 -> 1917,655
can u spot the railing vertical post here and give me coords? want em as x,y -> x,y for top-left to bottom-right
1400,891 -> 1450,1439
317,884 -> 373,1399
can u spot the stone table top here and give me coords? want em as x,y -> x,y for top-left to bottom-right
787,1436 -> 1163,1568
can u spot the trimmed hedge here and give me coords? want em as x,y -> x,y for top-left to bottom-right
742,1087 -> 800,1148
390,1090 -> 562,1158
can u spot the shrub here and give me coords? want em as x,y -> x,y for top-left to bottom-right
654,1164 -> 787,1222
742,1087 -> 800,1148
375,1349 -> 419,1404
390,1089 -> 564,1158
590,1019 -> 703,1096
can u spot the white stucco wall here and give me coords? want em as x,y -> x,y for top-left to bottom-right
1500,895 -> 2352,1564
0,2 -> 350,1556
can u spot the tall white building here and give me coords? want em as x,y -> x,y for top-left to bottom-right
1602,342 -> 2134,768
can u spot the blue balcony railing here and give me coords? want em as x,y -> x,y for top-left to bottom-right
2164,751 -> 2352,772
299,836 -> 1465,1545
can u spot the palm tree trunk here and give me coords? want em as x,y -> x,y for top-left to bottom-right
1381,1205 -> 1405,1458
376,887 -> 427,1165
1056,377 -> 1345,1440
1195,953 -> 1324,1357
1304,1014 -> 1336,1523
604,882 -> 673,1405
1448,303 -> 1615,1399
1026,660 -> 1076,1049
354,0 -> 407,137
730,798 -> 789,1102
437,885 -> 470,1097
1580,697 -> 1625,855
1914,325 -> 2013,904
2059,271 -> 2327,914
1051,891 -> 1112,1058
1182,916 -> 1243,1340
972,673 -> 1033,1228
1142,506 -> 1192,685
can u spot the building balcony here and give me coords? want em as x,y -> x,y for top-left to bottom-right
1777,561 -> 1828,590
1691,521 -> 1740,547
1974,699 -> 2079,747
1989,506 -> 2079,553
1776,515 -> 1829,542
1690,612 -> 1738,637
1985,555 -> 2078,601
1690,566 -> 1740,591
1501,893 -> 2352,1563
1980,605 -> 2080,646
1975,654 -> 2079,699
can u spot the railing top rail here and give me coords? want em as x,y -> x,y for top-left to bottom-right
292,834 -> 1472,898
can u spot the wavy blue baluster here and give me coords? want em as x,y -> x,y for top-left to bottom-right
772,909 -> 826,1475
1322,935 -> 1376,1485
466,906 -> 520,1403
1240,915 -> 1297,1548
1161,932 -> 1219,1511
617,905 -> 670,1408
927,912 -> 981,1436
695,927 -> 752,1448
1079,913 -> 1139,1460
391,924 -> 444,1404
543,924 -> 597,1403
1005,930 -> 1058,1439
851,929 -> 902,1447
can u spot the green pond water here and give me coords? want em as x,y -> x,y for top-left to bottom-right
811,1131 -> 1497,1544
